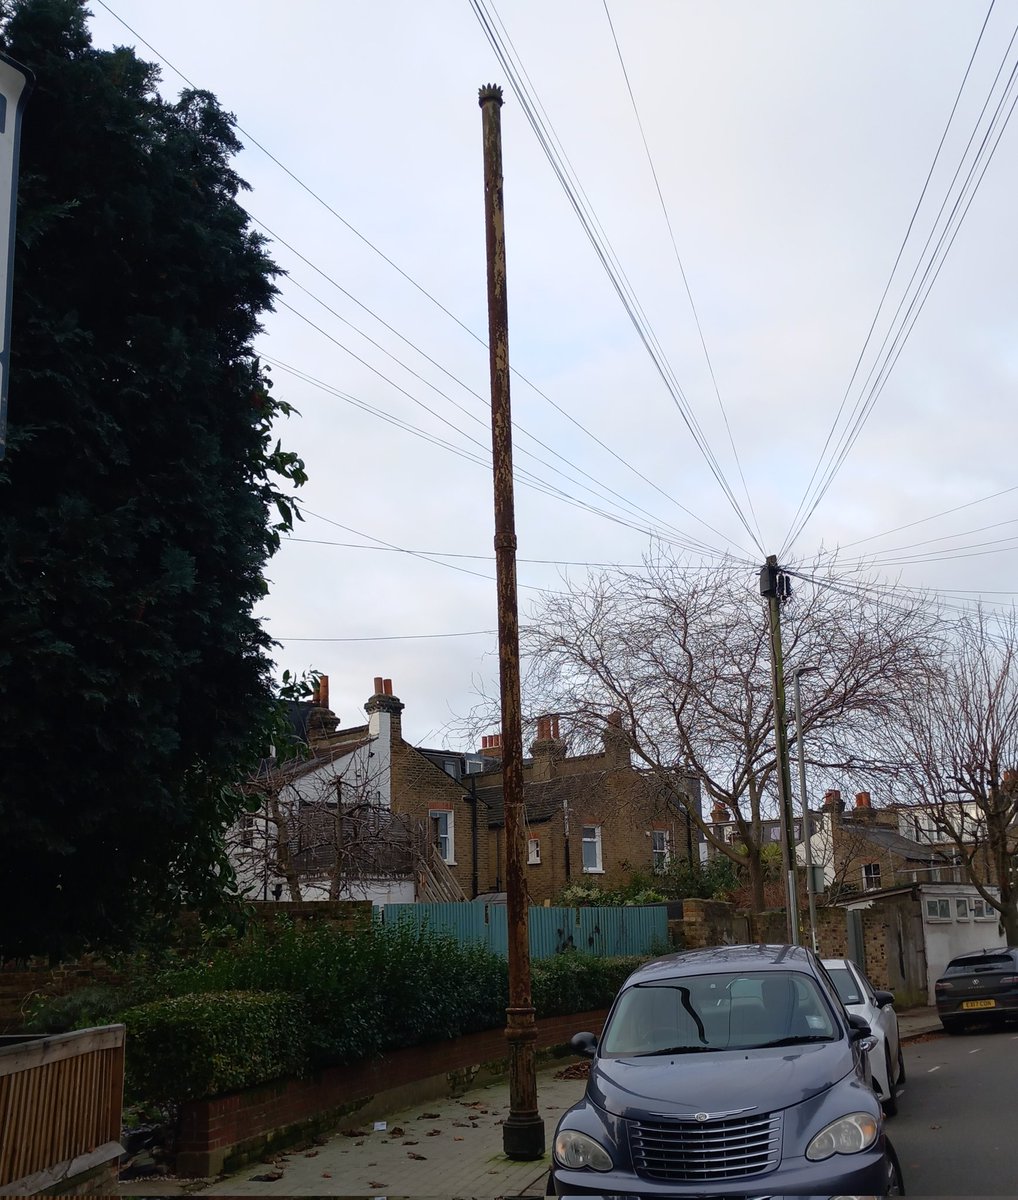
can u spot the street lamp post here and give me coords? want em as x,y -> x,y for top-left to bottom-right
792,667 -> 819,952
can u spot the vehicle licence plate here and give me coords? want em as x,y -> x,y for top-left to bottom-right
961,999 -> 996,1010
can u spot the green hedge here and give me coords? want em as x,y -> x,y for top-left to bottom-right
120,990 -> 309,1104
137,919 -> 509,1067
532,953 -> 644,1017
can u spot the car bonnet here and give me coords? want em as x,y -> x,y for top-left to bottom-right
586,1040 -> 853,1119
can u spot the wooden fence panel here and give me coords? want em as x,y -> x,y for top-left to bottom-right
0,1025 -> 125,1193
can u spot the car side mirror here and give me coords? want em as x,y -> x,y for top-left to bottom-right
570,1031 -> 598,1058
847,1012 -> 872,1041
873,989 -> 895,1008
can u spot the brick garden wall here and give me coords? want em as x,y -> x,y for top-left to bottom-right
0,959 -> 123,1034
175,1007 -> 610,1178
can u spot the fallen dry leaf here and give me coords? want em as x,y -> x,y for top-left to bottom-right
402,1139 -> 419,1145
454,1136 -> 464,1142
321,1171 -> 331,1179
426,1129 -> 442,1137
418,1111 -> 441,1119
407,1151 -> 427,1160
342,1128 -> 370,1138
367,1183 -> 387,1189
303,1149 -> 319,1158
390,1125 -> 405,1136
249,1171 -> 283,1183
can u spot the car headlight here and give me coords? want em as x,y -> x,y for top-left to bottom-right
553,1129 -> 613,1171
805,1112 -> 879,1161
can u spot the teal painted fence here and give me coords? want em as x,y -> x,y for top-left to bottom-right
374,902 -> 668,960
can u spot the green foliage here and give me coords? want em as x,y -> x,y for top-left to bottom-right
135,918 -> 509,1067
22,984 -> 125,1034
654,856 -> 740,901
532,953 -> 645,1017
555,880 -> 667,907
120,991 -> 309,1104
0,0 -> 307,957
555,858 -> 738,906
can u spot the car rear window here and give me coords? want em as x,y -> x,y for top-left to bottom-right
826,966 -> 863,1005
944,954 -> 1015,974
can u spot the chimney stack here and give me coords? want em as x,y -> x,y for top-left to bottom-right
307,672 -> 339,745
855,791 -> 872,809
364,674 -> 404,737
530,713 -> 566,779
601,709 -> 630,769
480,733 -> 503,758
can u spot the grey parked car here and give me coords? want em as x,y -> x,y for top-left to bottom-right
548,944 -> 903,1198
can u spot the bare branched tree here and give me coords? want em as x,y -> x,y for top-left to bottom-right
884,606 -> 1018,941
231,753 -> 423,902
522,553 -> 938,910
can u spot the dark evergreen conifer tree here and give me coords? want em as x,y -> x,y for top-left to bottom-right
0,0 -> 306,956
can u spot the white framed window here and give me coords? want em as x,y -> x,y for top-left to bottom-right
955,897 -> 970,920
925,897 -> 951,921
429,808 -> 455,864
972,898 -> 995,920
862,863 -> 881,891
651,829 -> 670,871
239,814 -> 255,849
527,837 -> 541,865
581,824 -> 603,873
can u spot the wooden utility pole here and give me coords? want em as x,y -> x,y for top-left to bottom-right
760,555 -> 800,945
478,82 -> 545,1161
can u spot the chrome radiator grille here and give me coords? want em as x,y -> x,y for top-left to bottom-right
629,1111 -> 782,1181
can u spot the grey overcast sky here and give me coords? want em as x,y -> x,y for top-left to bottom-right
87,1 -> 1018,746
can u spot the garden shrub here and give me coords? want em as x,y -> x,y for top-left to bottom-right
138,918 -> 508,1067
120,990 -> 309,1103
532,953 -> 645,1017
22,984 -> 126,1034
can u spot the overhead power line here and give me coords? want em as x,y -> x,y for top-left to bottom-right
470,0 -> 764,558
602,0 -> 763,549
782,2 -> 1013,553
94,0 -> 746,563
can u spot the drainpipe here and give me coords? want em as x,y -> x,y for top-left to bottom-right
464,774 -> 481,899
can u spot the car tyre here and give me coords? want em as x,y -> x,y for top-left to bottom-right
881,1045 -> 898,1116
544,1171 -> 556,1197
885,1137 -> 905,1195
896,1042 -> 906,1085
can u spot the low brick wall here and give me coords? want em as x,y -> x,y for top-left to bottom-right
175,1008 -> 608,1178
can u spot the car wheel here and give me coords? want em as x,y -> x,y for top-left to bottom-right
881,1046 -> 898,1116
885,1137 -> 905,1195
896,1042 -> 906,1085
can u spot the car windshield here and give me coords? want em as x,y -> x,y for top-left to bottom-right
598,970 -> 838,1055
826,965 -> 863,1005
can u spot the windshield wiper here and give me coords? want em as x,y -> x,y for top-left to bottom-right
633,1045 -> 714,1056
754,1034 -> 834,1047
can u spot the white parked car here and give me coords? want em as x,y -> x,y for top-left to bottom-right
823,957 -> 905,1116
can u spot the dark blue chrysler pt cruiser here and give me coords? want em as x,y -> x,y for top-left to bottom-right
548,944 -> 904,1198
